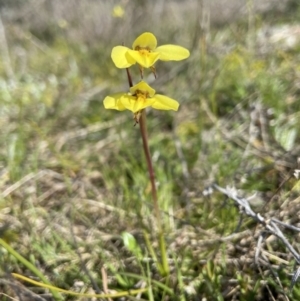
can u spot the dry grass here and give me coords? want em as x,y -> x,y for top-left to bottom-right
0,0 -> 300,300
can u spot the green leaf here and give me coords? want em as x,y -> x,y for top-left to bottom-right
121,232 -> 143,260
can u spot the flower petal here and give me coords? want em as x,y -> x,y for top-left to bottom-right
130,81 -> 156,97
111,46 -> 136,68
127,49 -> 160,68
151,94 -> 180,111
120,95 -> 155,113
155,45 -> 190,61
103,93 -> 129,110
132,32 -> 157,50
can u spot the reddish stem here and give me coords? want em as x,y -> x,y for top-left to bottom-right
139,110 -> 161,230
125,67 -> 161,230
126,68 -> 133,88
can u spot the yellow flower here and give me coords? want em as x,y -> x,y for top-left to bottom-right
111,32 -> 190,69
103,81 -> 179,120
112,5 -> 125,18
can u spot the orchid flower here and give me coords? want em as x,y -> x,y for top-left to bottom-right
111,32 -> 190,69
103,81 -> 179,122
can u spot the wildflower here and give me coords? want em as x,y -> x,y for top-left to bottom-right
112,5 -> 125,18
103,81 -> 179,122
111,32 -> 190,69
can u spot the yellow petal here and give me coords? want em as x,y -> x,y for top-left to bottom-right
127,49 -> 160,68
103,93 -> 128,111
132,32 -> 157,50
151,94 -> 180,111
111,46 -> 136,68
155,45 -> 190,61
130,81 -> 156,97
120,95 -> 155,113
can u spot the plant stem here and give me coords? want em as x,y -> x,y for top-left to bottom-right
126,68 -> 133,88
125,67 -> 168,275
139,113 -> 169,275
139,110 -> 161,231
125,68 -> 161,230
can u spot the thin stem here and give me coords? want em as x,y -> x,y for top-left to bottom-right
125,67 -> 168,275
125,67 -> 161,229
139,110 -> 161,230
126,68 -> 133,88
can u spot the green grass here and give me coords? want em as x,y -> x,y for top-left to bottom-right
1,2 -> 300,300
